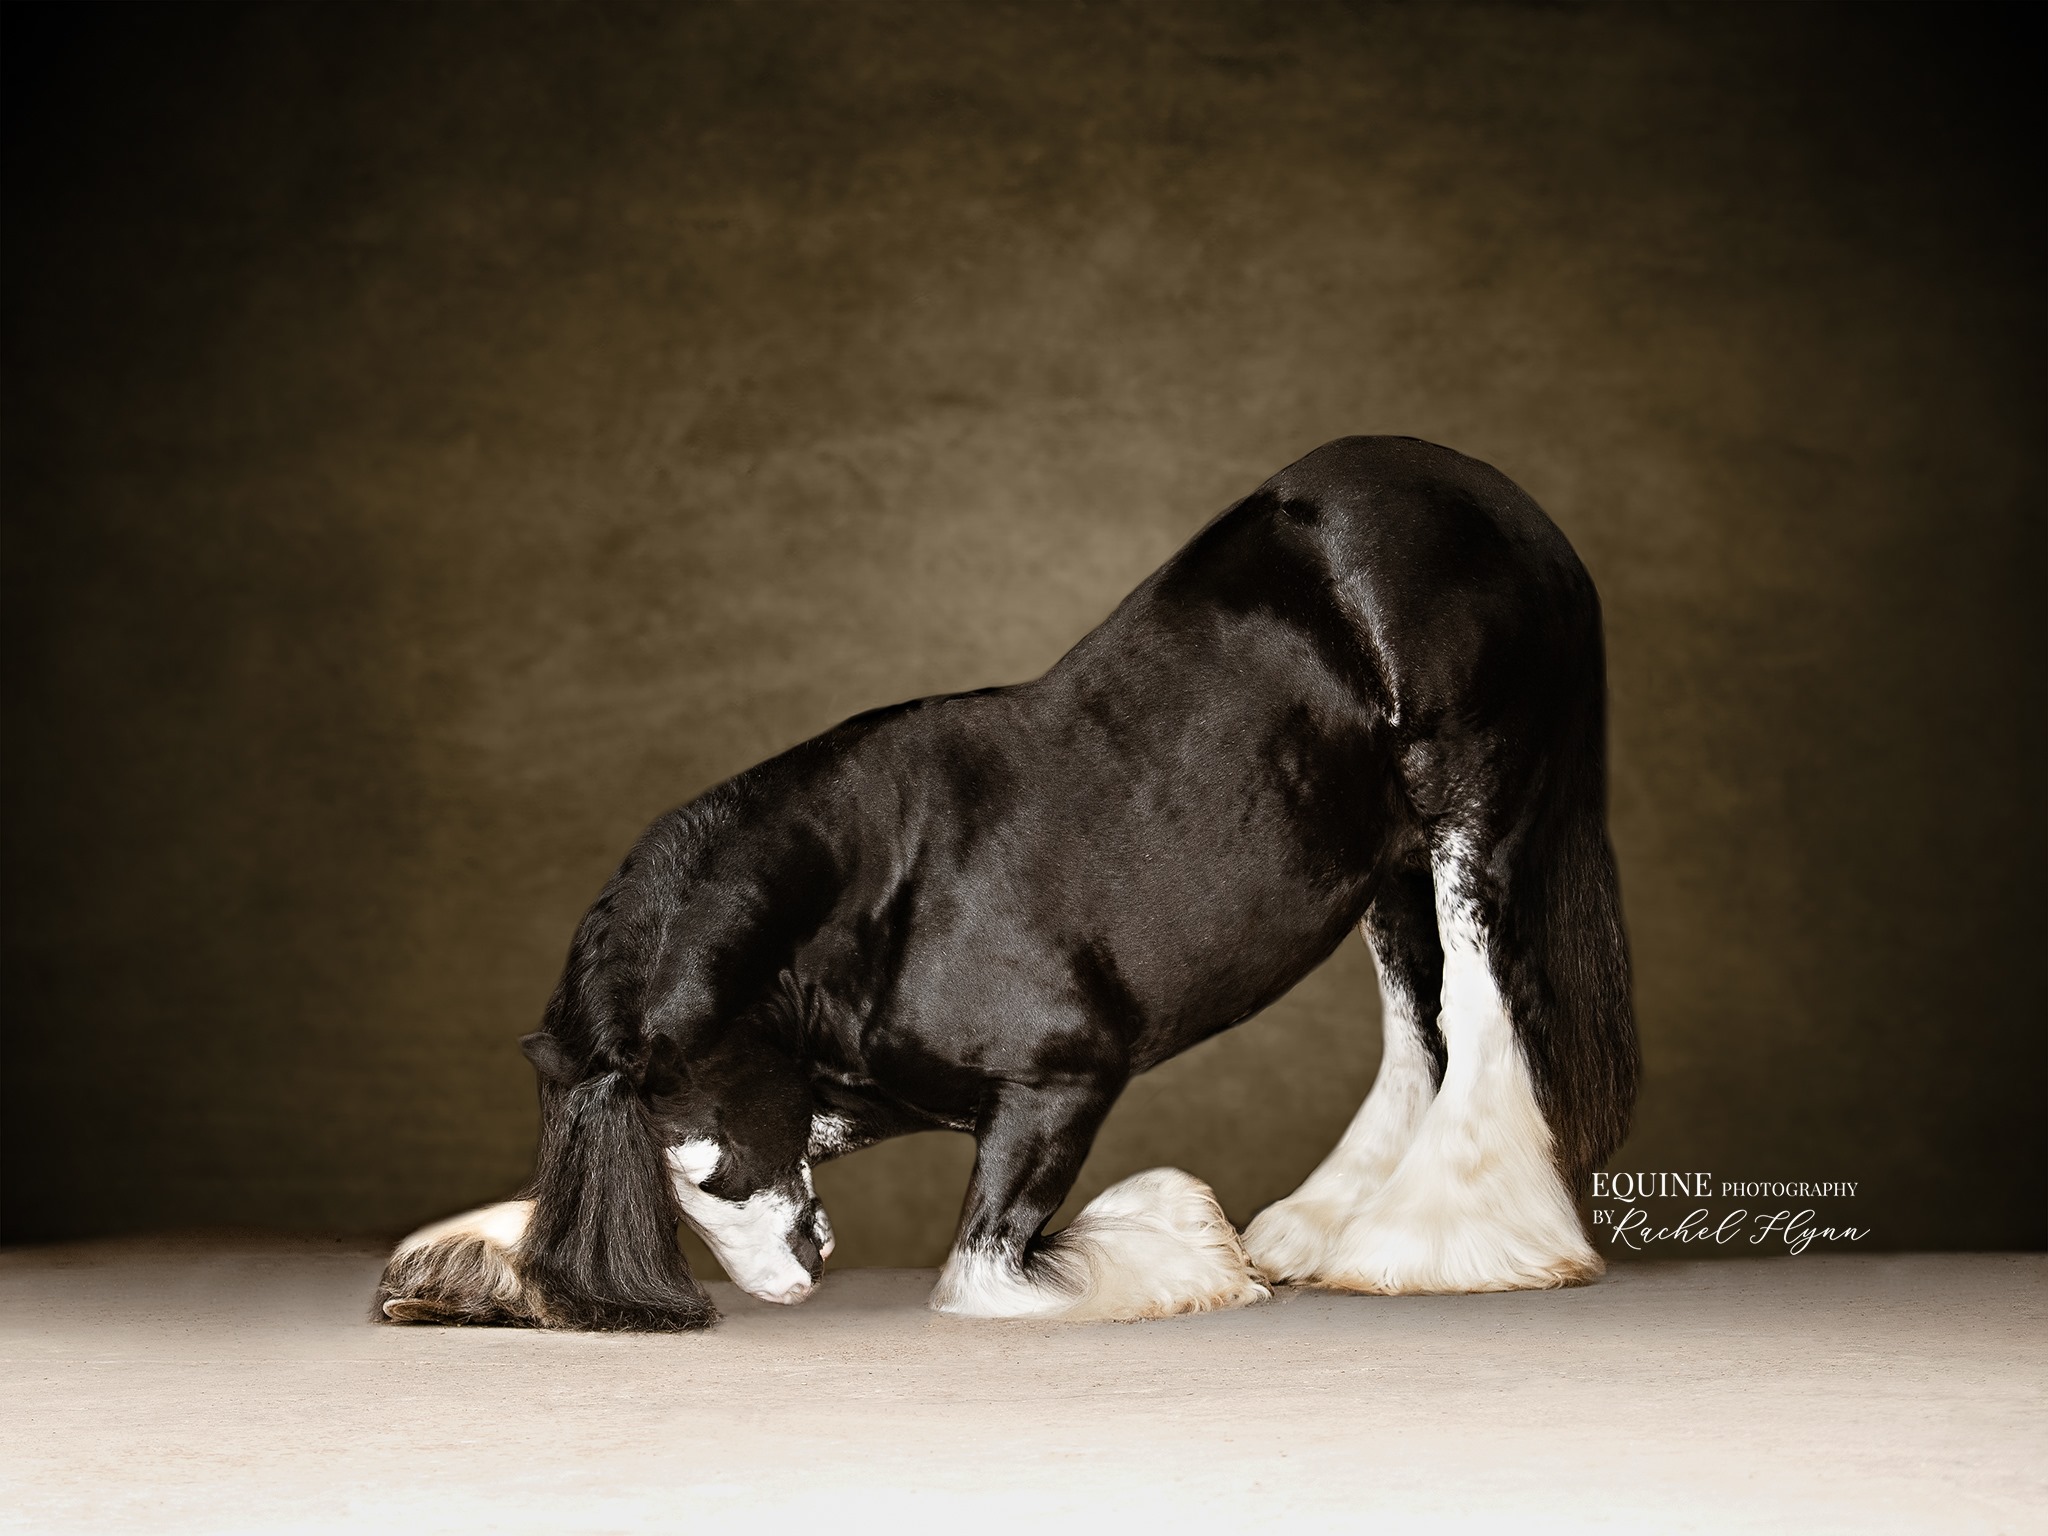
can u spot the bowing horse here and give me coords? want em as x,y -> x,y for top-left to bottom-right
378,435 -> 1639,1330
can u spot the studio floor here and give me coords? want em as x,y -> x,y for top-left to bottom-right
1,1241 -> 2040,1535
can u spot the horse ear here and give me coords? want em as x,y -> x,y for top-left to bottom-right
520,1031 -> 579,1085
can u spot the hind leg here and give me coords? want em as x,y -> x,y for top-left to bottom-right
1295,827 -> 1599,1292
1244,865 -> 1445,1281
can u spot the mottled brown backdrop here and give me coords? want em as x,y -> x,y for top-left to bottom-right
4,2 -> 2040,1264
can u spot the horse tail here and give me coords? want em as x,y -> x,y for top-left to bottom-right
1496,597 -> 1641,1182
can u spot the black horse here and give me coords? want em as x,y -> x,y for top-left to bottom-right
378,435 -> 1638,1330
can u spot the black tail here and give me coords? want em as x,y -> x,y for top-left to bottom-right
517,1066 -> 715,1332
380,842 -> 716,1332
1497,624 -> 1641,1183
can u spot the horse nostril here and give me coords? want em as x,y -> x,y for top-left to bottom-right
788,1225 -> 825,1282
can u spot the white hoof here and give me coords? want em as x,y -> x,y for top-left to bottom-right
1274,1157 -> 1601,1295
1243,1194 -> 1352,1284
1309,1213 -> 1602,1294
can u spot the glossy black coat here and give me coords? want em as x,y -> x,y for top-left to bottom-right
503,434 -> 1636,1329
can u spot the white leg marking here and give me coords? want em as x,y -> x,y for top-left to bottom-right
1304,841 -> 1599,1293
1244,934 -> 1438,1281
800,1160 -> 835,1259
666,1140 -> 817,1305
381,1199 -> 535,1320
930,1168 -> 1270,1322
394,1198 -> 533,1260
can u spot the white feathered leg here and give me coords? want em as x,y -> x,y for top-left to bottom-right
932,1168 -> 1269,1321
1243,945 -> 1438,1281
1306,841 -> 1598,1292
1248,838 -> 1600,1295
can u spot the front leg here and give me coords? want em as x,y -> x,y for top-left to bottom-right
930,1079 -> 1268,1322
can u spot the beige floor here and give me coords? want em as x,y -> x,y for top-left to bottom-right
1,1241 -> 2041,1534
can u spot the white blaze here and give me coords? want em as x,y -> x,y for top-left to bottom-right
665,1139 -> 817,1305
